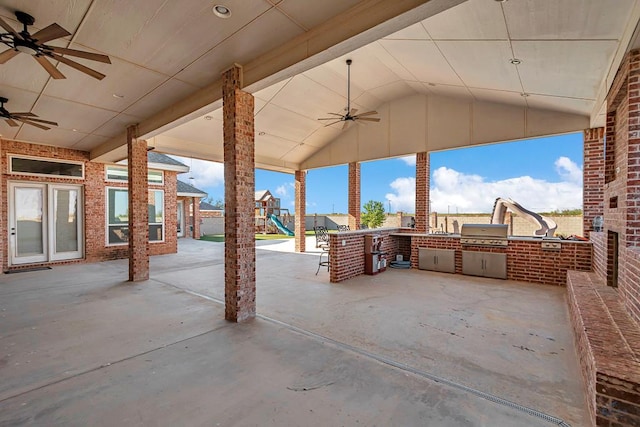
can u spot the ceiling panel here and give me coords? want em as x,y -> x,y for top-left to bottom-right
514,40 -> 619,99
423,0 -> 508,40
255,103 -> 318,142
43,57 -> 170,112
16,126 -> 85,148
30,96 -> 119,134
253,78 -> 291,103
270,75 -> 347,121
425,83 -> 472,99
0,1 -> 92,37
175,8 -> 305,87
383,22 -> 429,40
378,39 -> 462,85
302,126 -> 341,148
163,117 -> 223,145
123,78 -> 200,118
505,0 -> 635,40
437,40 -> 522,92
71,134 -> 110,151
91,112 -> 143,137
468,88 -> 528,108
524,94 -> 595,116
365,80 -> 416,104
0,51 -> 51,92
255,133 -> 299,159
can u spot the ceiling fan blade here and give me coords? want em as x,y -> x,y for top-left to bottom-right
325,112 -> 344,117
34,55 -> 66,79
323,120 -> 343,127
50,46 -> 111,64
11,112 -> 37,117
349,108 -> 358,116
357,117 -> 380,122
32,23 -> 71,43
356,111 -> 378,117
0,49 -> 20,64
23,117 -> 58,126
19,119 -> 51,130
342,120 -> 350,130
50,52 -> 106,80
318,117 -> 344,121
0,16 -> 20,38
5,118 -> 20,127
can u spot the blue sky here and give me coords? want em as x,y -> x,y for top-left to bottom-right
176,132 -> 584,214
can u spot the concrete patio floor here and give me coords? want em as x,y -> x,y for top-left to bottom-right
0,238 -> 589,426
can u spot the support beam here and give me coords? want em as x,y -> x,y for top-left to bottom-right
348,162 -> 361,230
127,125 -> 149,282
295,170 -> 306,252
223,65 -> 256,322
415,152 -> 429,233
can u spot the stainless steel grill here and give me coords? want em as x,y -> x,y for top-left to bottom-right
460,224 -> 508,247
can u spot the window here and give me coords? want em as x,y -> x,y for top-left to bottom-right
9,155 -> 84,178
106,188 -> 164,245
105,165 -> 163,184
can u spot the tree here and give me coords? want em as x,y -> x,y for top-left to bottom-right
361,200 -> 386,228
204,196 -> 224,209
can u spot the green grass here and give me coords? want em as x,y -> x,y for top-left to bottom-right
200,233 -> 295,242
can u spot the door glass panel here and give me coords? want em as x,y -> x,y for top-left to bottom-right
177,201 -> 184,236
15,187 -> 44,256
54,189 -> 78,253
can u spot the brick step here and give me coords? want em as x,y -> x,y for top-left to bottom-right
567,271 -> 640,426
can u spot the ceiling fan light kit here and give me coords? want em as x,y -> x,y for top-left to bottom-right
318,59 -> 380,130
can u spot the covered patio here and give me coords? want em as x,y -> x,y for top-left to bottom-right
0,239 -> 588,426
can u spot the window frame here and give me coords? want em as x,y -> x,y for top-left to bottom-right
105,187 -> 165,246
105,165 -> 164,184
8,154 -> 85,179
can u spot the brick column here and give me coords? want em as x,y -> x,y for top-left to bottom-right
192,197 -> 201,238
223,64 -> 255,322
348,162 -> 360,230
294,170 -> 306,252
415,152 -> 430,233
127,125 -> 149,282
583,128 -> 605,237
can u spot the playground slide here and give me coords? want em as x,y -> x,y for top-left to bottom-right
491,197 -> 557,237
268,214 -> 294,236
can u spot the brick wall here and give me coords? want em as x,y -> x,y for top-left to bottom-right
295,170 -> 306,252
415,152 -> 429,233
602,48 -> 640,325
329,228 -> 400,283
583,128 -> 605,237
567,271 -> 640,427
591,231 -> 607,281
1,139 -> 179,271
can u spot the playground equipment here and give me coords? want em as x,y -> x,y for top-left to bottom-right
268,214 -> 294,236
491,197 -> 557,237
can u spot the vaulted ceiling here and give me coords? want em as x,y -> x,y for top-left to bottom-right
1,0 -> 639,173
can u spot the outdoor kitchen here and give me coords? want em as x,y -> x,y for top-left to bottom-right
328,225 -> 592,286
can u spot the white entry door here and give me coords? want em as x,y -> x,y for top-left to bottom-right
9,183 -> 83,265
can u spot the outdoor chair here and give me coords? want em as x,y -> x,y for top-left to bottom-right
338,224 -> 350,232
314,226 -> 330,274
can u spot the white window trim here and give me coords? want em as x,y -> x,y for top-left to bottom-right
105,187 -> 165,246
105,165 -> 164,185
8,154 -> 85,180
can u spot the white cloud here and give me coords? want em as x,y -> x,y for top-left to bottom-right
173,157 -> 224,189
275,182 -> 294,197
385,158 -> 583,214
399,155 -> 416,166
385,177 -> 416,213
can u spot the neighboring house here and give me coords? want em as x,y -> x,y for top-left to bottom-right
176,180 -> 208,237
199,200 -> 224,218
1,140 -> 203,271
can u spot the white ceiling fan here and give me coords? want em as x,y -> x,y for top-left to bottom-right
318,59 -> 380,130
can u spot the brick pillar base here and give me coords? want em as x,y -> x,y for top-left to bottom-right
223,65 -> 256,322
583,128 -> 605,237
127,125 -> 149,281
348,162 -> 360,230
415,152 -> 430,233
295,170 -> 306,252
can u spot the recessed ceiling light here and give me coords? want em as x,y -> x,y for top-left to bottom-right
520,92 -> 530,97
258,131 -> 265,136
213,5 -> 231,18
112,93 -> 124,99
72,128 -> 77,132
510,58 -> 521,65
204,115 -> 213,120
428,83 -> 436,87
